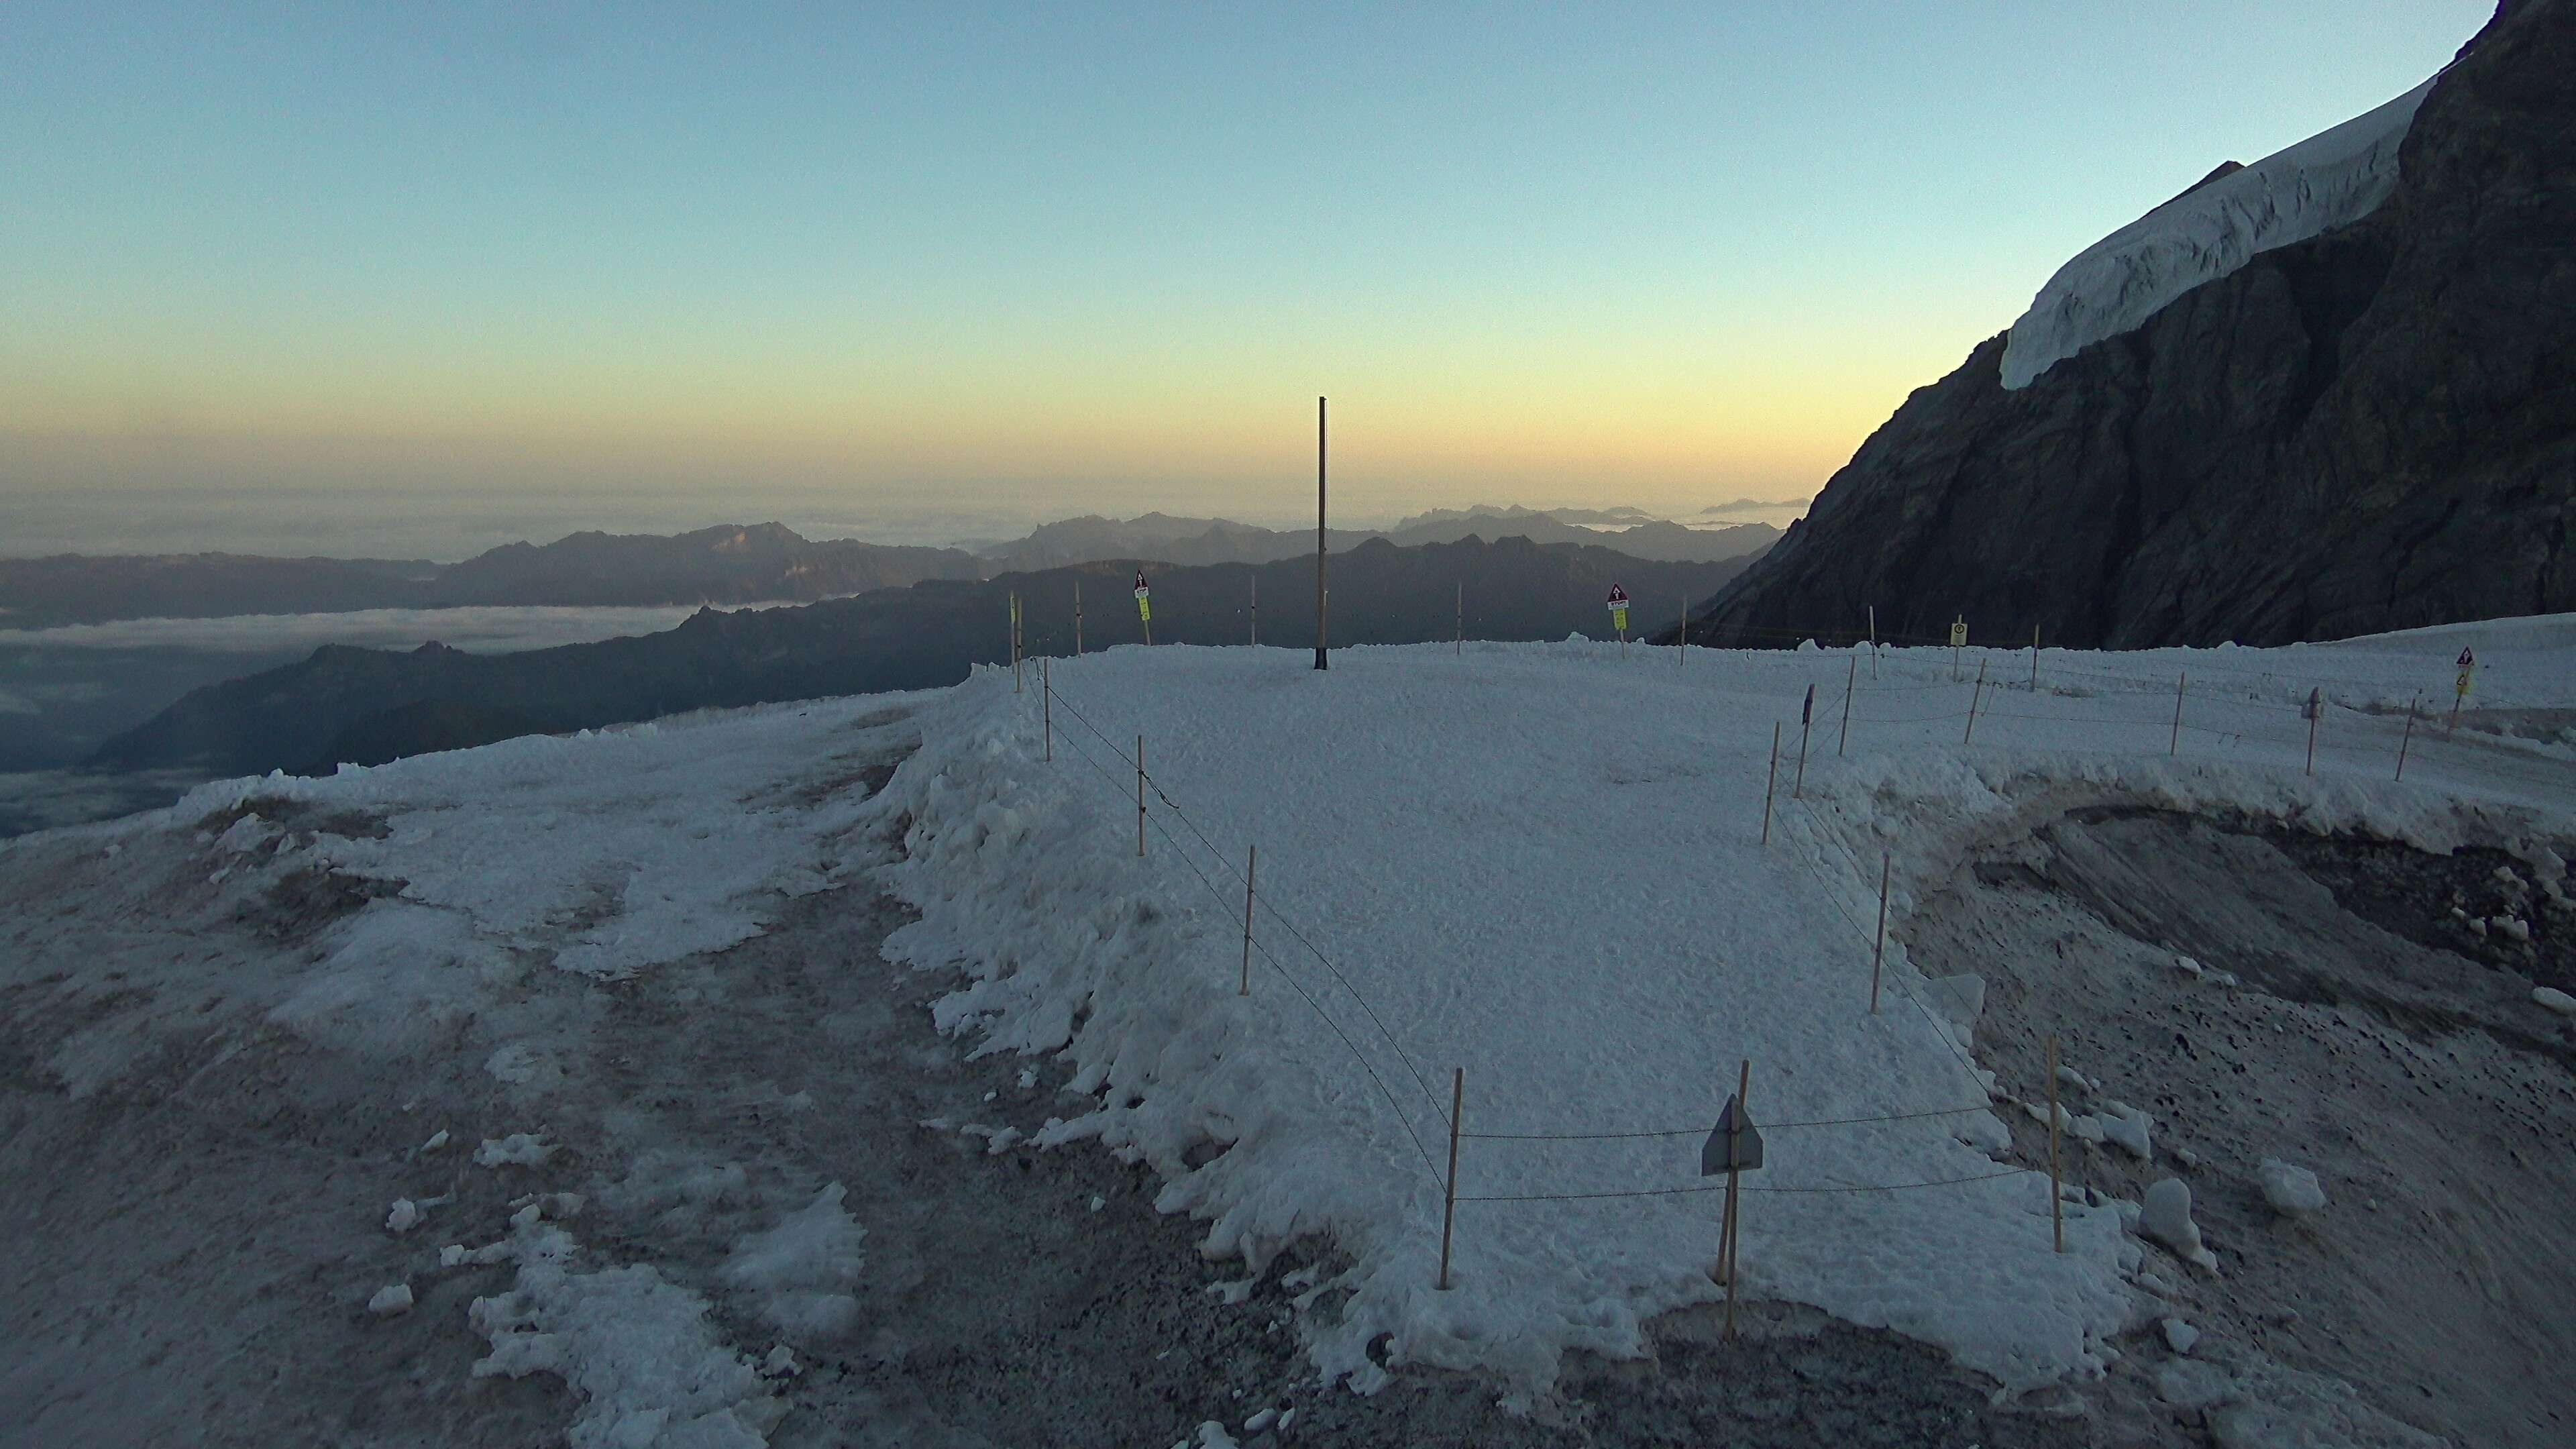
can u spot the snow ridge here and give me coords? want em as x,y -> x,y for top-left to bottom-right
2000,78 -> 2435,390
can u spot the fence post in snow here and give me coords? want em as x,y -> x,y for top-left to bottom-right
2397,694 -> 2418,781
1438,1067 -> 1464,1291
1239,845 -> 1256,996
2029,626 -> 2040,692
2170,673 -> 2186,756
1456,581 -> 1463,657
1761,723 -> 1780,847
1870,853 -> 1889,1014
2047,1033 -> 2065,1254
1721,1058 -> 1751,1341
1678,597 -> 1686,667
1250,574 -> 1258,647
1963,659 -> 1988,745
1793,686 -> 1815,798
1074,579 -> 1083,657
1135,735 -> 1146,857
2304,687 -> 2323,775
1839,655 -> 1856,756
1041,659 -> 1051,762
1868,605 -> 1878,680
1011,592 -> 1022,693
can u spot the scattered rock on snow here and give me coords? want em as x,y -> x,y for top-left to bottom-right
2163,1317 -> 2202,1355
366,1283 -> 414,1317
2098,1102 -> 2153,1159
385,1199 -> 423,1234
2172,954 -> 2206,977
474,1133 -> 555,1169
2139,1177 -> 2218,1269
2257,1159 -> 2327,1216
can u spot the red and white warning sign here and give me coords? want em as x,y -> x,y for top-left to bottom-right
1134,570 -> 1150,600
1605,584 -> 1630,610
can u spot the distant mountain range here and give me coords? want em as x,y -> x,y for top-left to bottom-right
969,510 -> 1777,572
3,509 -> 1775,629
0,524 -> 981,629
93,536 -> 1760,777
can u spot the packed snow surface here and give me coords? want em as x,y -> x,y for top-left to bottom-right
869,618 -> 2575,1392
2000,76 -> 2435,389
11,613 -> 2569,1426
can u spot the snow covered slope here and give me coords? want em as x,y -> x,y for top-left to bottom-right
873,621 -> 2576,1395
2001,78 -> 2436,390
7,619 -> 2569,1436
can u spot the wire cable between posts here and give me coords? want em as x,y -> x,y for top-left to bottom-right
1034,682 -> 1451,1183
1042,675 -> 1454,1126
1456,1165 -> 2037,1203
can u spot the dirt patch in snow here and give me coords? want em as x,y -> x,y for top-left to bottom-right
1909,806 -> 2576,1448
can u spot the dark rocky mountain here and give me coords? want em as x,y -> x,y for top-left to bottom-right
95,536 -> 1758,777
0,525 -> 980,629
1688,0 -> 2571,650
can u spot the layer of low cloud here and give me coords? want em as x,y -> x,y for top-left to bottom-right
1699,497 -> 1813,516
5,605 -> 715,655
0,768 -> 211,839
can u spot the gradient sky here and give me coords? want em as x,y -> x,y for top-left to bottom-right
1,1 -> 2493,549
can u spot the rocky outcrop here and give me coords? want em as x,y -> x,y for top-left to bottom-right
1691,0 -> 2573,649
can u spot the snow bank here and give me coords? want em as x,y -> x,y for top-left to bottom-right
720,1183 -> 866,1339
863,627 -> 2571,1397
471,1224 -> 777,1448
2001,77 -> 2435,389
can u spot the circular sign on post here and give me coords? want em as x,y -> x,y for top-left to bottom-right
1949,619 -> 1968,648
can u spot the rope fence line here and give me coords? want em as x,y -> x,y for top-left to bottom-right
1458,1165 -> 2039,1204
1040,678 -> 1455,1126
1036,698 -> 1453,1184
990,637 -> 2569,1238
1026,664 -> 2076,1214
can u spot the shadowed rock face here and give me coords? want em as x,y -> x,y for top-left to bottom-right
1693,0 -> 2573,650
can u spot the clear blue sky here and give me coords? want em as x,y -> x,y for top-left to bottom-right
0,1 -> 2493,547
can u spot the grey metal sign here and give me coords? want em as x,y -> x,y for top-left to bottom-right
1701,1095 -> 1765,1175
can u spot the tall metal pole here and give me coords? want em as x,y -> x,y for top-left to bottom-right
1314,396 -> 1329,671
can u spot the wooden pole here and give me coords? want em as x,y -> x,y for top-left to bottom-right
1135,735 -> 1146,857
1314,396 -> 1329,672
1011,592 -> 1022,692
1793,686 -> 1814,798
1074,578 -> 1083,656
1250,574 -> 1258,647
1725,1057 -> 1750,1340
1041,657 -> 1051,761
2396,694 -> 2418,781
2170,672 -> 2186,756
2046,1033 -> 2064,1254
1239,845 -> 1256,996
1868,605 -> 1878,680
1951,616 -> 1962,682
1761,722 -> 1779,846
1838,653 -> 1856,756
2028,625 -> 2039,693
1870,853 -> 1889,1013
1963,659 -> 1987,745
2306,688 -> 2322,775
1678,598 -> 1688,666
1456,580 -> 1463,657
1438,1067 -> 1463,1290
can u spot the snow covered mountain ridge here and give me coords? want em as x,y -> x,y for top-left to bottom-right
2001,78 -> 2436,389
